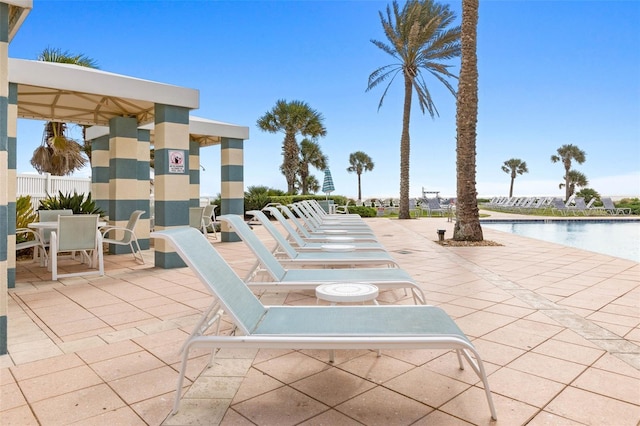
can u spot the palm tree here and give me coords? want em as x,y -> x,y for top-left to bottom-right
347,151 -> 375,202
303,175 -> 321,194
368,0 -> 460,219
559,170 -> 588,200
501,158 -> 529,198
453,0 -> 481,241
551,144 -> 587,202
298,138 -> 328,195
30,48 -> 98,176
257,100 -> 327,194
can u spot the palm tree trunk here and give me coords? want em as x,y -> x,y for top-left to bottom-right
509,177 -> 515,198
283,133 -> 299,194
357,173 -> 362,201
454,0 -> 483,241
399,75 -> 413,220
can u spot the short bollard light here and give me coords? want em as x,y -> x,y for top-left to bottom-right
437,229 -> 446,241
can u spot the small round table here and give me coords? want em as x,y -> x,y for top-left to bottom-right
315,283 -> 379,305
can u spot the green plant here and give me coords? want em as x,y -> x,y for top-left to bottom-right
575,188 -> 600,204
38,191 -> 105,215
346,206 -> 377,217
16,195 -> 38,244
617,197 -> 640,215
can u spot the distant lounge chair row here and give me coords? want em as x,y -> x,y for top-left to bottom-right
484,196 -> 631,216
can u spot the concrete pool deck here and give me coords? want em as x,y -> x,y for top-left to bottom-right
1,211 -> 639,425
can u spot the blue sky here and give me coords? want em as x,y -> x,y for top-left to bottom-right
10,0 -> 640,200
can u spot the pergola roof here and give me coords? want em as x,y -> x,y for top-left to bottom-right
86,115 -> 249,147
7,0 -> 31,41
9,58 -> 200,127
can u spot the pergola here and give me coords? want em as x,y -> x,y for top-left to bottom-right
0,0 -> 249,354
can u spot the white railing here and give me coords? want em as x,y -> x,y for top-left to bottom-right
17,173 -> 91,209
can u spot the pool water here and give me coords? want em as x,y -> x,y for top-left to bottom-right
482,221 -> 640,263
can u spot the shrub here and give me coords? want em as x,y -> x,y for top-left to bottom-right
617,197 -> 640,215
576,188 -> 600,204
16,195 -> 38,244
38,191 -> 105,216
346,206 -> 377,217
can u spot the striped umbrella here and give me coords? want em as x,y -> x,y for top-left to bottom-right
322,168 -> 335,199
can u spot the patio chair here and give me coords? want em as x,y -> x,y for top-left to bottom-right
279,204 -> 379,241
101,210 -> 145,263
601,197 -> 631,215
150,227 -> 496,420
49,215 -> 104,280
37,209 -> 73,245
262,206 -> 384,249
221,214 -> 400,268
189,207 -> 205,232
201,204 -> 219,239
15,228 -> 48,265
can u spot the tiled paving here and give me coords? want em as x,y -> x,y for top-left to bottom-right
1,212 -> 639,425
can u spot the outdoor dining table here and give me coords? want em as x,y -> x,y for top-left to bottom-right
27,220 -> 107,266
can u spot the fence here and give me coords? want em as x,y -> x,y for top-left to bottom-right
17,173 -> 92,209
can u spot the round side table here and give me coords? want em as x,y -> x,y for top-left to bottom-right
315,283 -> 379,305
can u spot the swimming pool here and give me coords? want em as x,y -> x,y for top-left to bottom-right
481,220 -> 640,262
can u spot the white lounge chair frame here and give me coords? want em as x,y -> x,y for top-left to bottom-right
218,214 -> 426,303
221,214 -> 400,268
251,209 -> 386,252
151,227 -> 497,420
262,206 -> 385,250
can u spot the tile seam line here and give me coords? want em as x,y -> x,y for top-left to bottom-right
398,222 -> 640,371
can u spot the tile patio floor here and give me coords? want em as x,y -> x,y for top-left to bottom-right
1,212 -> 639,425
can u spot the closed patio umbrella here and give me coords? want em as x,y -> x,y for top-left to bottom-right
322,168 -> 335,200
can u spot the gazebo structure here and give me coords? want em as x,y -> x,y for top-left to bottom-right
0,0 -> 249,355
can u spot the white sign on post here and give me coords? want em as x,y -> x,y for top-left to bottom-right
168,150 -> 185,174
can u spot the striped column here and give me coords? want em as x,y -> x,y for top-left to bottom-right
153,104 -> 190,268
189,139 -> 200,207
6,82 -> 16,289
136,129 -> 150,249
90,134 -> 110,215
220,137 -> 244,242
107,116 -> 142,255
0,2 -> 9,354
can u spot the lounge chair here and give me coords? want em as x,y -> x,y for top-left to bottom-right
278,204 -> 380,242
216,214 -> 426,303
150,227 -> 497,420
220,214 -> 400,268
290,203 -> 373,233
264,206 -> 380,245
423,198 -> 446,217
601,197 -> 631,215
303,199 -> 363,220
550,198 -> 571,216
252,209 -> 386,252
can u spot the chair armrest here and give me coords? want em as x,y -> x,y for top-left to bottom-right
101,226 -> 132,237
16,228 -> 43,242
